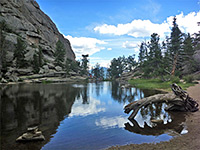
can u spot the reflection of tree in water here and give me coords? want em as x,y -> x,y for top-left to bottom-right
124,103 -> 187,136
81,84 -> 89,104
111,81 -> 146,103
95,82 -> 104,97
111,81 -> 163,103
0,84 -> 82,150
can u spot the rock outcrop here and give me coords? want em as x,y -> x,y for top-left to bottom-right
0,0 -> 75,78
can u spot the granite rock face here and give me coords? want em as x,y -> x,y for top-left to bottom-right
0,0 -> 75,73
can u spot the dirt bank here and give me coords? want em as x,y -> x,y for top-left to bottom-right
107,82 -> 200,150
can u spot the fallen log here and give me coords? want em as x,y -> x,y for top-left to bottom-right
124,83 -> 199,120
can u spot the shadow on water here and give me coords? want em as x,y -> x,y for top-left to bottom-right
0,82 -> 187,150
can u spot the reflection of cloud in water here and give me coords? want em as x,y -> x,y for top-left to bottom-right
69,97 -> 105,117
135,103 -> 172,128
72,84 -> 86,88
95,116 -> 128,128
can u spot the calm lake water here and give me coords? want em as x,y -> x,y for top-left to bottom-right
0,81 -> 187,150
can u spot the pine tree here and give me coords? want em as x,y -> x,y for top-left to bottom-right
32,46 -> 43,73
126,55 -> 137,71
141,33 -> 163,78
54,40 -> 66,68
138,41 -> 148,65
182,33 -> 197,73
149,33 -> 162,77
81,54 -> 89,75
0,21 -> 11,73
14,37 -> 27,68
92,63 -> 101,78
169,17 -> 183,76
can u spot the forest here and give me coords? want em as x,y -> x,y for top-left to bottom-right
105,17 -> 200,82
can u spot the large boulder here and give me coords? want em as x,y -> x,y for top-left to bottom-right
0,0 -> 75,74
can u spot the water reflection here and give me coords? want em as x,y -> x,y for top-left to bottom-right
0,82 -> 186,150
95,116 -> 127,128
70,97 -> 105,117
111,81 -> 161,103
124,103 -> 187,136
0,83 -> 81,150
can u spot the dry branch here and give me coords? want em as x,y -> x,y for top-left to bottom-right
124,83 -> 199,120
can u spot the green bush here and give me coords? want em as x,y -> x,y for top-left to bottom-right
183,75 -> 194,83
194,74 -> 200,80
170,76 -> 180,83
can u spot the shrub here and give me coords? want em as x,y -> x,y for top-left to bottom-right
170,76 -> 180,83
183,75 -> 194,83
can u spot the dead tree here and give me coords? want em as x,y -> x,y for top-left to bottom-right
124,83 -> 199,120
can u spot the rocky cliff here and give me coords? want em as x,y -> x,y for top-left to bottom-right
0,0 -> 75,78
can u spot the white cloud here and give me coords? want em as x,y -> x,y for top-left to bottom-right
94,19 -> 170,38
69,97 -> 105,117
94,11 -> 200,38
122,41 -> 138,49
107,48 -> 112,51
95,116 -> 128,128
64,35 -> 107,57
167,11 -> 200,35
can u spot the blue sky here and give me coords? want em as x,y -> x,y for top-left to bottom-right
36,0 -> 200,67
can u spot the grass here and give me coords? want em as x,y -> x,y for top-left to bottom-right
129,78 -> 195,91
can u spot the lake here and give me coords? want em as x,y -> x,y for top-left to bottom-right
0,81 -> 187,150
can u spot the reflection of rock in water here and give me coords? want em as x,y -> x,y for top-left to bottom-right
124,103 -> 187,136
0,84 -> 81,150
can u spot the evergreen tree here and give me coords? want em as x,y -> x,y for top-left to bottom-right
140,33 -> 163,78
92,63 -> 101,78
162,38 -> 172,76
125,55 -> 137,71
108,57 -> 124,79
99,67 -> 104,79
138,41 -> 148,65
38,46 -> 43,67
81,54 -> 89,75
32,46 -> 43,73
148,33 -> 163,77
0,20 -> 12,73
54,40 -> 66,68
33,53 -> 40,73
182,33 -> 197,73
168,16 -> 183,76
65,58 -> 80,74
14,37 -> 27,68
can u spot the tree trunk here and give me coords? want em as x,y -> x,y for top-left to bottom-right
171,53 -> 178,76
124,83 -> 199,120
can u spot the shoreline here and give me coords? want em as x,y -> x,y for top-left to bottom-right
107,81 -> 200,150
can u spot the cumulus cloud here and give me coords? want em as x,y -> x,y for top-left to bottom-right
107,48 -> 112,51
94,11 -> 200,38
94,19 -> 170,38
64,35 -> 107,57
122,41 -> 138,49
167,12 -> 200,35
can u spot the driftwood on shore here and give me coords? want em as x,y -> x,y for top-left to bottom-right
124,83 -> 199,120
